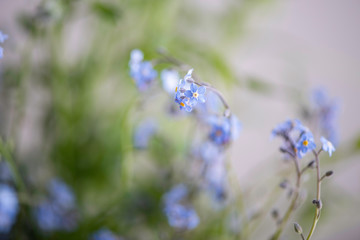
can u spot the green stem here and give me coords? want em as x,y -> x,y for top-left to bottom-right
306,151 -> 322,240
0,138 -> 27,193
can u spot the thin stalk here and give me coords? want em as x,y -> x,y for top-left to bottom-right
306,151 -> 322,240
270,156 -> 301,240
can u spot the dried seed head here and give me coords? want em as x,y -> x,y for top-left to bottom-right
325,170 -> 334,177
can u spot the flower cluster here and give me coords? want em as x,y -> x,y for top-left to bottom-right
34,179 -> 78,232
174,69 -> 206,112
272,119 -> 335,158
163,184 -> 199,230
129,49 -> 157,91
0,184 -> 19,233
0,31 -> 8,59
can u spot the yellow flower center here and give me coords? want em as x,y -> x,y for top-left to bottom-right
175,87 -> 178,92
303,140 -> 309,146
193,92 -> 198,98
180,102 -> 185,107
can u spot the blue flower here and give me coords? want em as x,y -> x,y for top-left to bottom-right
0,31 -> 8,59
163,185 -> 199,230
207,116 -> 241,145
164,204 -> 199,230
296,132 -> 316,158
0,31 -> 8,44
174,69 -> 207,112
34,179 -> 78,232
133,119 -> 157,149
312,88 -> 339,145
90,228 -> 121,240
161,69 -> 179,94
48,179 -> 76,210
184,83 -> 206,106
129,49 -> 157,91
0,184 -> 19,233
320,137 -> 335,157
271,120 -> 293,138
163,184 -> 188,205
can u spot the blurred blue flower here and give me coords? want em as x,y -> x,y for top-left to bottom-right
0,31 -> 8,59
184,83 -> 206,106
199,141 -> 222,164
164,204 -> 199,230
296,132 -> 316,158
312,88 -> 339,145
34,179 -> 78,232
90,228 -> 121,240
163,184 -> 199,230
208,115 -> 240,145
0,162 -> 13,182
49,179 -> 75,210
163,184 -> 188,205
0,184 -> 19,233
271,120 -> 293,138
129,49 -> 157,91
0,31 -> 8,43
133,119 -> 157,149
161,69 -> 179,94
320,136 -> 335,157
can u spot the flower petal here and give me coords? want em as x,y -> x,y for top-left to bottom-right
185,90 -> 193,98
190,83 -> 198,92
198,86 -> 206,94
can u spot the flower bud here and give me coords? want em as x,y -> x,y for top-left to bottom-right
325,170 -> 333,177
307,160 -> 315,168
294,222 -> 303,234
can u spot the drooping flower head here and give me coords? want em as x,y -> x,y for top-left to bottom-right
129,49 -> 157,91
0,184 -> 19,233
296,132 -> 316,158
174,69 -> 206,112
320,137 -> 335,157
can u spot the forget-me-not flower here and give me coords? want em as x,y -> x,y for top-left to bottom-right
174,69 -> 207,112
163,184 -> 200,230
164,204 -> 199,230
0,184 -> 19,233
296,132 -> 316,158
312,88 -> 339,145
320,137 -> 335,157
207,115 -> 240,145
129,49 -> 157,91
34,179 -> 78,232
185,83 -> 206,106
